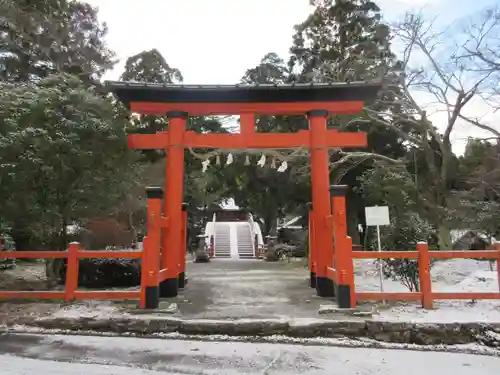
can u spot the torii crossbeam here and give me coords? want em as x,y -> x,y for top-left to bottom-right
107,81 -> 380,308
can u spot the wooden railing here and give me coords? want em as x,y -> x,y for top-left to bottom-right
348,242 -> 500,309
0,187 -> 192,309
0,242 -> 148,305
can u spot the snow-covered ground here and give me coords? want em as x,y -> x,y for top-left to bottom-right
355,259 -> 500,322
43,258 -> 500,324
2,258 -> 498,325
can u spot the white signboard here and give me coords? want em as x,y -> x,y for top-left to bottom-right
365,205 -> 390,296
365,206 -> 390,227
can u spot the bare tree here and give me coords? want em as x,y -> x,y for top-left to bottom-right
458,6 -> 500,109
356,11 -> 500,248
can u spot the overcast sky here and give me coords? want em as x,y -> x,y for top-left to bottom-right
87,0 -> 499,153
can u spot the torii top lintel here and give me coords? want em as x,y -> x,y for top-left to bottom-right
105,81 -> 381,150
105,81 -> 381,116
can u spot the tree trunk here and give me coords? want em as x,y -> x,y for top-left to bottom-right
436,222 -> 452,250
10,220 -> 36,250
60,217 -> 68,250
45,216 -> 68,285
346,198 -> 360,244
263,210 -> 278,238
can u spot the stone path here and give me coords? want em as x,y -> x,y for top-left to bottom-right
170,259 -> 332,320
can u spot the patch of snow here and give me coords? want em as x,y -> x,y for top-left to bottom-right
219,198 -> 239,210
354,258 -> 500,323
51,301 -> 131,319
2,354 -> 171,375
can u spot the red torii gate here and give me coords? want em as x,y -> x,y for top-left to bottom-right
107,81 -> 380,308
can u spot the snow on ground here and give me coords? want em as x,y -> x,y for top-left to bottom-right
13,258 -> 500,324
355,259 -> 500,323
2,355 -> 166,375
50,301 -> 131,319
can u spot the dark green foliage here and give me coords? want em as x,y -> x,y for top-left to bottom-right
375,213 -> 436,292
290,0 -> 394,83
121,49 -> 182,84
359,162 -> 437,291
0,0 -> 115,84
0,74 -> 132,250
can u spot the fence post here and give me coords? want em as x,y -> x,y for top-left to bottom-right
178,202 -> 188,288
495,242 -> 500,292
346,236 -> 356,308
330,185 -> 355,307
65,242 -> 81,302
143,186 -> 163,309
306,202 -> 316,288
139,236 -> 149,309
417,242 -> 433,309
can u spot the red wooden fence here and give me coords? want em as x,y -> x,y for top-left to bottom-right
339,242 -> 500,309
0,186 -> 190,309
0,243 -> 147,304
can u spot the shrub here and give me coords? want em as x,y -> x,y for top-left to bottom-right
372,212 -> 436,291
0,223 -> 16,269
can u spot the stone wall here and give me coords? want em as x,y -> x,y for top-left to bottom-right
8,316 -> 500,347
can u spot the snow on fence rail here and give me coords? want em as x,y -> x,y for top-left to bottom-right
0,241 -> 153,307
349,242 -> 500,309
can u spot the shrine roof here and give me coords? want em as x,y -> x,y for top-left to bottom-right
105,81 -> 381,104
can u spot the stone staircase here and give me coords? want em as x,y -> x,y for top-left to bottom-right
214,223 -> 231,258
236,224 -> 255,259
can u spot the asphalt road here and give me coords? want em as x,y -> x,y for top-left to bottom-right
0,333 -> 498,374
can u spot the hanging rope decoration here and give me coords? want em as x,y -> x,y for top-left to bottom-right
257,154 -> 266,167
187,146 -> 314,173
271,157 -> 277,169
277,161 -> 288,172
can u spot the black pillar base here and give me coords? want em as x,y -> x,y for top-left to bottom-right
178,272 -> 186,289
336,284 -> 352,308
159,278 -> 178,298
144,286 -> 159,309
316,276 -> 335,297
309,272 -> 317,288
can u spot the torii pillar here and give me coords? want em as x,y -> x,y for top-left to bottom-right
308,110 -> 335,296
159,111 -> 187,297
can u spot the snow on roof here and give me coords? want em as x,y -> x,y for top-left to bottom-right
278,216 -> 302,229
450,229 -> 497,244
219,198 -> 239,210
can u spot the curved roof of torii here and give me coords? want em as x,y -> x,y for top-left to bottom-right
105,81 -> 381,105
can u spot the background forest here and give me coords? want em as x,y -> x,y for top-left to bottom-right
1,0 -> 500,257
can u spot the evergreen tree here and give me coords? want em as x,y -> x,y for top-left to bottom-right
289,0 -> 394,83
0,0 -> 115,83
121,49 -> 183,84
0,74 -> 131,250
286,0 -> 406,242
